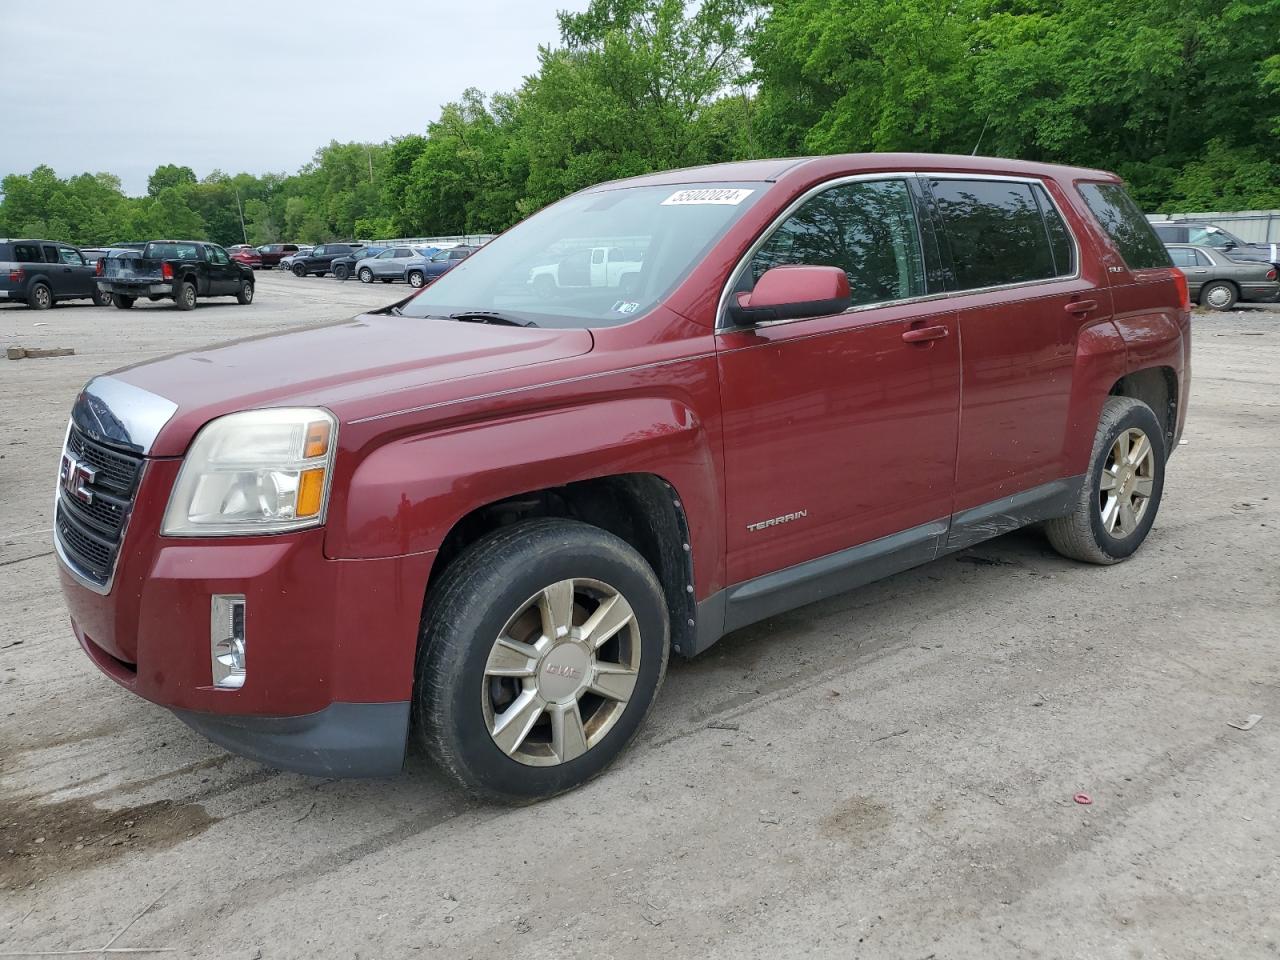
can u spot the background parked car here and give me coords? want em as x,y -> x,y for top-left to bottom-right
1165,242 -> 1280,309
256,243 -> 300,269
403,245 -> 478,288
291,242 -> 363,277
1153,221 -> 1279,267
0,239 -> 110,309
329,246 -> 386,281
353,245 -> 434,283
228,245 -> 263,270
277,247 -> 312,272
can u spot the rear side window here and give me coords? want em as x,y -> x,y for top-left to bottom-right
929,179 -> 1058,289
1032,185 -> 1074,277
1168,248 -> 1197,268
147,242 -> 201,260
1078,182 -> 1170,270
12,243 -> 42,262
748,178 -> 926,307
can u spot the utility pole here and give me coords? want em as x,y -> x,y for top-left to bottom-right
234,187 -> 248,244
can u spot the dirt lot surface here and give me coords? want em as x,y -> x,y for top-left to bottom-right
2,273 -> 1277,959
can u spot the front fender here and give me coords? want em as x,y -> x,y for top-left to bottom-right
325,397 -> 720,577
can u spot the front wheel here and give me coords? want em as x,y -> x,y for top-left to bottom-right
236,280 -> 254,305
1045,396 -> 1166,564
407,270 -> 425,288
111,294 -> 135,309
416,519 -> 669,803
292,263 -> 306,278
334,264 -> 349,281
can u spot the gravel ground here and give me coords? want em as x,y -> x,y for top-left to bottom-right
1,273 -> 1277,959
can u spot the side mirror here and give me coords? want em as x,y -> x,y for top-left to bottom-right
730,265 -> 852,325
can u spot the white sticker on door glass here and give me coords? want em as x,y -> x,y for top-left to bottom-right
661,188 -> 755,206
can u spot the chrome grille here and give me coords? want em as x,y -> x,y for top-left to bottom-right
55,424 -> 143,589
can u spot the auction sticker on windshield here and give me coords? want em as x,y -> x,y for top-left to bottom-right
661,188 -> 755,206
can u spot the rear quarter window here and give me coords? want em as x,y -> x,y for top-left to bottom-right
1078,182 -> 1171,270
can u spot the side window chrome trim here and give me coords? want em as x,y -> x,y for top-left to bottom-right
716,171 -> 1086,331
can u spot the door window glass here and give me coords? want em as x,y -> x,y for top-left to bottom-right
1077,182 -> 1170,270
42,245 -> 59,263
59,247 -> 85,266
1031,184 -> 1074,277
930,179 -> 1056,289
209,246 -> 230,265
377,249 -> 396,259
1167,248 -> 1197,267
747,179 -> 926,307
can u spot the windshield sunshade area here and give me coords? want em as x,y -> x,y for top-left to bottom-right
400,183 -> 763,328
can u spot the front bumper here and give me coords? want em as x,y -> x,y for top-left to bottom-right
59,454 -> 435,776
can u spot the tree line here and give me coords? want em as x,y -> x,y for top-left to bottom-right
2,0 -> 1277,248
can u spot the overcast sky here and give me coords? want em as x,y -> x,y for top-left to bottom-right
3,0 -> 590,196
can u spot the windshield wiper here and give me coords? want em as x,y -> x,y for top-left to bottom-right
448,310 -> 537,327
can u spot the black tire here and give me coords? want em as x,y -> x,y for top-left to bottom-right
111,294 -> 135,309
175,281 -> 196,311
292,263 -> 306,277
416,519 -> 669,803
1199,280 -> 1237,311
236,279 -> 254,305
91,287 -> 112,307
359,267 -> 374,284
334,264 -> 349,281
407,270 -> 425,288
27,282 -> 52,310
1044,396 -> 1166,564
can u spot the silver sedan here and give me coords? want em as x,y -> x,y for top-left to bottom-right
354,246 -> 435,284
1166,243 -> 1280,310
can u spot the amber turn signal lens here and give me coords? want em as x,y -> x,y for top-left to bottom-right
297,468 -> 326,518
304,421 -> 331,459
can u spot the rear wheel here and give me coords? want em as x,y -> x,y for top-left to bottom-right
407,270 -> 425,288
236,279 -> 254,305
91,287 -> 112,307
358,267 -> 374,284
1200,280 -> 1237,311
416,519 -> 669,803
28,282 -> 52,310
111,294 -> 135,309
175,281 -> 197,311
1045,396 -> 1165,564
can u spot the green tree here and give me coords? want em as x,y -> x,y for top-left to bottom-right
147,163 -> 197,197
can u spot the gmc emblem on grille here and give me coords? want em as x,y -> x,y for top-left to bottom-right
60,453 -> 97,505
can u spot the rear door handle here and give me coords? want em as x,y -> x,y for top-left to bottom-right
1065,299 -> 1098,315
902,324 -> 949,344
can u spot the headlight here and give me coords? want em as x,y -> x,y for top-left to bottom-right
162,407 -> 337,537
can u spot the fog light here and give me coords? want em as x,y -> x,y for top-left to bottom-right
211,595 -> 246,689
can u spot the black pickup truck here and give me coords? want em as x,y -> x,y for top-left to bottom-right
97,240 -> 255,310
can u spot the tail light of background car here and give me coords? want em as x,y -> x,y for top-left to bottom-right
1267,268 -> 1277,281
94,259 -> 104,276
1171,270 -> 1190,310
161,262 -> 174,280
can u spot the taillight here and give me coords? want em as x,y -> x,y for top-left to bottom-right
1171,270 -> 1190,310
161,262 -> 174,280
7,268 -> 23,283
94,258 -> 104,277
1267,268 -> 1277,281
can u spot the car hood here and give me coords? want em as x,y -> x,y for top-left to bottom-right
109,314 -> 595,456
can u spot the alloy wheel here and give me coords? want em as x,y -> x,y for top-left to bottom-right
482,578 -> 640,767
1098,427 -> 1156,538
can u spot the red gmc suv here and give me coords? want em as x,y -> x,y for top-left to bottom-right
55,154 -> 1190,802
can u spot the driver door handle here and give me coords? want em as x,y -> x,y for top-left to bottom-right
1065,299 -> 1098,315
902,324 -> 949,344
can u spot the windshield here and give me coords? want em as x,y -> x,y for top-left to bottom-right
401,183 -> 763,327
